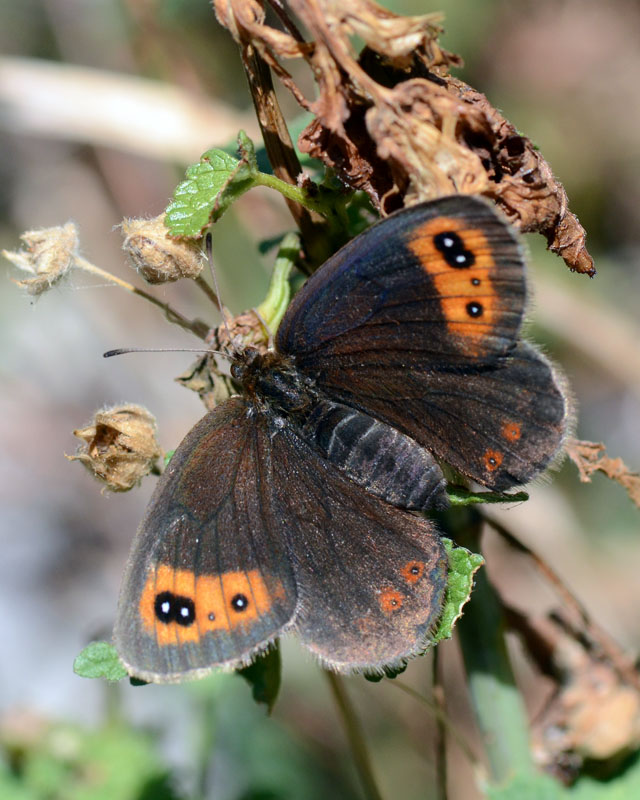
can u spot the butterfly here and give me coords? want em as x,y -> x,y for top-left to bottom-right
114,195 -> 568,682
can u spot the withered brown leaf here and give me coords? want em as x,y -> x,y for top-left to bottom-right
214,0 -> 594,274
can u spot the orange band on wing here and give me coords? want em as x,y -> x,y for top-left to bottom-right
407,217 -> 496,355
139,564 -> 276,646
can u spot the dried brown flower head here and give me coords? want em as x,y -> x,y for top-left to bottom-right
121,213 -> 205,284
2,222 -> 79,295
68,405 -> 162,492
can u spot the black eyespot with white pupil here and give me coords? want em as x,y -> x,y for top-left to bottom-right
154,591 -> 196,627
466,301 -> 483,318
433,231 -> 476,269
231,593 -> 249,612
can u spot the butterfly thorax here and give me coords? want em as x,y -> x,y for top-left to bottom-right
231,347 -> 313,415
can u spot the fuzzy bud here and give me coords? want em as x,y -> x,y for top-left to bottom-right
121,213 -> 204,284
2,222 -> 78,296
68,405 -> 162,492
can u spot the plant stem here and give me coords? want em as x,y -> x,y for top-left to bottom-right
195,274 -> 220,309
74,255 -> 210,339
433,649 -> 448,800
254,171 -> 337,218
455,516 -> 534,784
324,671 -> 384,800
195,692 -> 217,800
390,680 -> 479,769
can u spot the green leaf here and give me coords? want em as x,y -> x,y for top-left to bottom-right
165,136 -> 258,238
432,537 -> 484,644
446,486 -> 529,506
237,129 -> 258,170
73,641 -> 128,682
237,644 -> 282,713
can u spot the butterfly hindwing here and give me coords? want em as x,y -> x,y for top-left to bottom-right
310,342 -> 567,491
268,423 -> 448,671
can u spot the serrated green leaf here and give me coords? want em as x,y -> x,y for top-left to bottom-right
237,644 -> 282,713
433,538 -> 484,644
237,129 -> 258,170
165,146 -> 257,238
73,641 -> 128,682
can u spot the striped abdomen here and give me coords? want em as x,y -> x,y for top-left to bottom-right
296,399 -> 447,511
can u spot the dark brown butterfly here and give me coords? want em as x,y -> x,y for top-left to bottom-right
114,195 -> 568,682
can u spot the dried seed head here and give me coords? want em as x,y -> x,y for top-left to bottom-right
2,222 -> 79,296
68,404 -> 162,492
121,213 -> 205,284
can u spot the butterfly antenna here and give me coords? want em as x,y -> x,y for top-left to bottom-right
104,346 -> 229,359
206,232 -> 233,349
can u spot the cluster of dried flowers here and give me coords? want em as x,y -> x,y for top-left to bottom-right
214,0 -> 594,275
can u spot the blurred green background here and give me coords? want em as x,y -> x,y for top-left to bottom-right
1,1 -> 639,798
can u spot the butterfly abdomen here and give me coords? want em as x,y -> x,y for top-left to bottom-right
297,399 -> 448,511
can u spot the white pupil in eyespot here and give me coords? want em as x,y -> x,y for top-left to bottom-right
443,237 -> 454,248
161,601 -> 171,614
455,254 -> 466,263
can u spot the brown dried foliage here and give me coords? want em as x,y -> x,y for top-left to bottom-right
567,439 -> 640,509
523,612 -> 640,783
213,0 -> 594,275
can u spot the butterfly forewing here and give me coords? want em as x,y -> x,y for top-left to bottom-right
115,399 -> 298,682
276,195 -> 567,491
277,195 -> 526,370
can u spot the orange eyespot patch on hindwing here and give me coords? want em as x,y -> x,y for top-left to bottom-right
502,420 -> 522,442
139,564 -> 277,646
400,560 -> 425,585
378,588 -> 405,615
407,216 -> 499,356
483,449 -> 504,473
